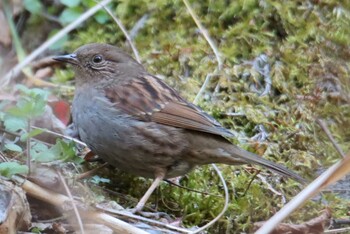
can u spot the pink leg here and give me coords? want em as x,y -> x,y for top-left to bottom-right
134,171 -> 165,213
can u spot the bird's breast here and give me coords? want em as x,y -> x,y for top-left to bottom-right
71,87 -> 192,178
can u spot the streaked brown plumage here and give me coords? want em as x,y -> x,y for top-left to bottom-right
54,43 -> 305,212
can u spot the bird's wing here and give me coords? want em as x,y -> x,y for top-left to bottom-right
104,74 -> 233,137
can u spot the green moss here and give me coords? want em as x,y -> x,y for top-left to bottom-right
47,0 -> 350,232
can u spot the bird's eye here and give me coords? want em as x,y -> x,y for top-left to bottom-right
92,55 -> 103,63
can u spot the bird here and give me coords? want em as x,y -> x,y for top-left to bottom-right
53,43 -> 305,213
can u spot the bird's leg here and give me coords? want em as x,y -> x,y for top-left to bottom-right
133,170 -> 166,213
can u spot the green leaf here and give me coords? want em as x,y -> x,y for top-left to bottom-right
4,116 -> 27,132
0,162 -> 28,177
82,0 -> 96,8
15,85 -> 49,99
30,227 -> 42,233
5,86 -> 48,119
32,143 -> 61,162
15,84 -> 30,94
23,0 -> 43,14
6,101 -> 30,117
59,7 -> 83,25
20,128 -> 44,141
29,95 -> 47,118
60,0 -> 81,7
31,142 -> 49,152
94,11 -> 109,24
4,143 -> 23,152
33,149 -> 57,162
7,95 -> 47,119
33,140 -> 78,163
55,140 -> 77,161
116,2 -> 129,19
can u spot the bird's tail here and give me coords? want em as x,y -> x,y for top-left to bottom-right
225,145 -> 306,184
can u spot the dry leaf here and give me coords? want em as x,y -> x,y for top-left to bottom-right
254,208 -> 331,234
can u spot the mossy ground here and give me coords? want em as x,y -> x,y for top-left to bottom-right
21,0 -> 350,232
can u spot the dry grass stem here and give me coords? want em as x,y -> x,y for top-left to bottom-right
316,118 -> 345,158
101,5 -> 141,63
192,164 -> 229,233
58,171 -> 85,234
256,153 -> 350,234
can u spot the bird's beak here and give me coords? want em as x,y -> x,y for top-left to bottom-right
53,53 -> 78,65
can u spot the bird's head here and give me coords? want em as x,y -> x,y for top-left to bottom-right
53,43 -> 143,85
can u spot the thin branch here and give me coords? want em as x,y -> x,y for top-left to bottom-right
256,154 -> 350,234
14,176 -> 148,233
182,0 -> 222,71
257,174 -> 286,204
0,151 -> 8,162
183,0 -> 223,104
76,162 -> 108,180
325,227 -> 350,233
3,0 -> 60,88
58,171 -> 85,234
102,5 -> 141,63
0,128 -> 53,147
129,14 -> 149,40
242,170 -> 260,196
192,164 -> 229,233
193,73 -> 218,105
26,119 -> 31,175
165,179 -> 222,198
31,126 -> 87,147
96,165 -> 229,234
97,205 -> 192,234
1,0 -> 112,89
316,118 -> 345,158
173,6 -> 230,220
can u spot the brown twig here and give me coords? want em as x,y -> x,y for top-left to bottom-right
164,179 -> 222,198
182,0 -> 222,70
193,73 -> 219,104
129,14 -> 149,40
325,227 -> 350,233
96,204 -> 192,234
31,126 -> 87,147
30,56 -> 61,70
257,174 -> 286,204
191,164 -> 229,234
76,162 -> 108,180
316,118 -> 345,158
0,151 -> 9,162
26,119 -> 31,175
101,5 -> 141,64
13,175 -> 148,234
0,127 -> 53,147
242,170 -> 260,197
58,171 -> 85,234
183,0 -> 223,105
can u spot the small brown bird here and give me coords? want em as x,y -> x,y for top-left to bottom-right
54,43 -> 304,212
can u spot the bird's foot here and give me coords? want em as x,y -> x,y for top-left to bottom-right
127,207 -> 170,219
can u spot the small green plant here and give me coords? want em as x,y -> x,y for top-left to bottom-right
0,85 -> 47,176
2,85 -> 47,151
23,0 -> 112,25
0,162 -> 29,177
0,85 -> 81,177
22,0 -> 114,50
